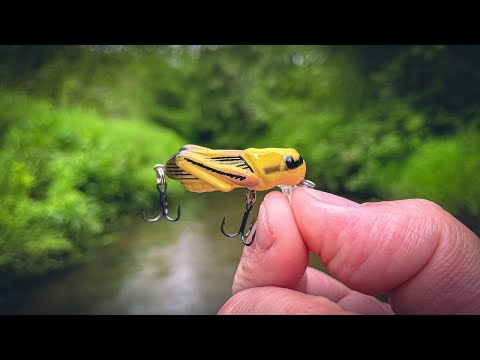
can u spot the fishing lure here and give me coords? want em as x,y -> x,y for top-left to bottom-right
142,145 -> 315,246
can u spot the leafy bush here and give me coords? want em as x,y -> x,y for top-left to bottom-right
381,131 -> 480,218
0,91 -> 185,281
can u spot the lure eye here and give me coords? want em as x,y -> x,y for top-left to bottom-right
285,155 -> 303,170
285,156 -> 295,169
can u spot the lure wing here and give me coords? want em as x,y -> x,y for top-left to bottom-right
165,145 -> 259,192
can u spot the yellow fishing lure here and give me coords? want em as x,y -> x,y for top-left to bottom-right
143,145 -> 314,246
164,144 -> 307,193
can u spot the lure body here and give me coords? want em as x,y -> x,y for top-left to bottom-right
165,145 -> 306,193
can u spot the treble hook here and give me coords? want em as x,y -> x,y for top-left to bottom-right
221,188 -> 257,246
142,164 -> 180,222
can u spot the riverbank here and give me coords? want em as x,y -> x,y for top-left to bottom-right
0,91 -> 186,281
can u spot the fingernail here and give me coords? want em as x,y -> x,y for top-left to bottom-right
255,202 -> 274,252
300,187 -> 361,208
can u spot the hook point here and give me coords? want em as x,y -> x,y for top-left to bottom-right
242,230 -> 256,246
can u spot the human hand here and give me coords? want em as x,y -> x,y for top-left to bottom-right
217,187 -> 480,315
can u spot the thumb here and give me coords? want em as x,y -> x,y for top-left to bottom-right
232,191 -> 309,294
292,187 -> 480,314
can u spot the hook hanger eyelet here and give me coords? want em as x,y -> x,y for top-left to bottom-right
142,164 -> 180,223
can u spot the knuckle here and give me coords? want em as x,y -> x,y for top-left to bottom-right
412,198 -> 446,214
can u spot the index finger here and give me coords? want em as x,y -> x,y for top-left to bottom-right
291,187 -> 480,314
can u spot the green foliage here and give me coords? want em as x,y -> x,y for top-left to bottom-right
383,131 -> 480,215
0,91 -> 185,281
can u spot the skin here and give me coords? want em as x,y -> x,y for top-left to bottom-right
217,187 -> 480,315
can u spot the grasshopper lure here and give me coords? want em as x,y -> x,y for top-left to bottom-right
142,145 -> 315,246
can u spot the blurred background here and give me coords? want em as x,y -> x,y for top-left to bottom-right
0,45 -> 479,314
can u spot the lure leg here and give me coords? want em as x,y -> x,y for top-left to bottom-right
142,164 -> 181,222
221,188 -> 257,246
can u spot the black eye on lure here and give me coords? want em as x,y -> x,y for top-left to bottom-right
285,155 -> 304,170
142,145 -> 315,246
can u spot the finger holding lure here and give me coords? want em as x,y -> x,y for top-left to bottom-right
142,145 -> 315,246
